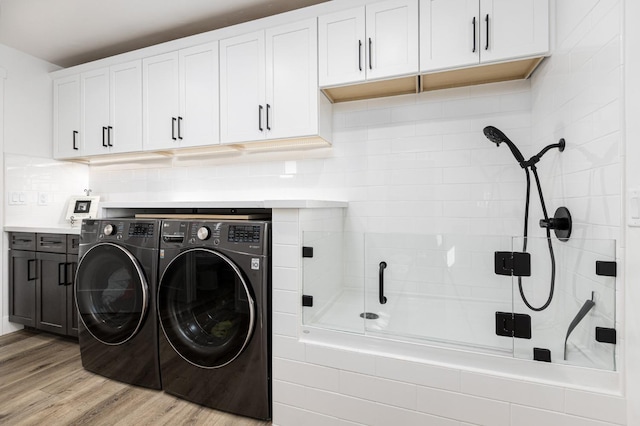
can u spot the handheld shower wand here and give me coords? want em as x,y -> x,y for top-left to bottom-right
483,126 -> 568,312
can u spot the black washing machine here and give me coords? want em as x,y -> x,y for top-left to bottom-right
157,220 -> 271,420
75,218 -> 162,389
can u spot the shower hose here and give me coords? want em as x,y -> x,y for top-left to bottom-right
521,164 -> 556,311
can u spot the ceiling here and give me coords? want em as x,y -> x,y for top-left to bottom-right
0,0 -> 329,68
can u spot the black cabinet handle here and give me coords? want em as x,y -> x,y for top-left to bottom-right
58,263 -> 66,286
102,127 -> 108,147
358,40 -> 363,71
73,131 -> 79,150
171,117 -> 177,140
177,117 -> 183,140
369,38 -> 373,70
258,105 -> 264,131
379,261 -> 388,304
27,259 -> 37,281
266,104 -> 271,131
472,17 -> 477,53
107,126 -> 113,147
485,14 -> 490,50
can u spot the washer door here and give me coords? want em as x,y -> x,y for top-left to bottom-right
75,243 -> 149,345
158,248 -> 255,369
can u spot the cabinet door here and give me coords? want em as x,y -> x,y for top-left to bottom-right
420,0 -> 480,72
365,0 -> 419,81
36,252 -> 68,335
318,7 -> 366,87
266,19 -> 318,140
66,254 -> 79,337
480,0 -> 549,63
220,31 -> 266,144
179,42 -> 220,148
143,52 -> 180,150
53,75 -> 81,159
110,60 -> 143,154
9,250 -> 37,327
81,68 -> 110,156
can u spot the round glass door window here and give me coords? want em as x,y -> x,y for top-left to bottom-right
158,249 -> 255,369
75,243 -> 148,345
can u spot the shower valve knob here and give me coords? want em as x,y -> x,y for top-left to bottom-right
539,217 -> 570,230
539,207 -> 572,242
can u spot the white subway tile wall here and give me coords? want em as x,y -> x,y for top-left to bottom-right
4,154 -> 89,227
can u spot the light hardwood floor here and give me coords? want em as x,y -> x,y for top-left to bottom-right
0,329 -> 272,425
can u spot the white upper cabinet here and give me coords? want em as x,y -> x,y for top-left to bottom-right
81,60 -> 142,156
265,20 -> 319,140
179,44 -> 220,148
53,75 -> 81,159
220,18 -> 324,144
479,0 -> 549,63
220,31 -> 266,144
319,0 -> 419,87
143,42 -> 219,151
421,0 -> 549,72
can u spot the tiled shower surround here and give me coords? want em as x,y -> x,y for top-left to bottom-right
3,0 -> 626,424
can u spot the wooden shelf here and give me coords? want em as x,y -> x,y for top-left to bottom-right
321,57 -> 545,103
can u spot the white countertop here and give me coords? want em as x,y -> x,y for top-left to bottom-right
99,199 -> 348,209
4,200 -> 347,234
4,226 -> 81,235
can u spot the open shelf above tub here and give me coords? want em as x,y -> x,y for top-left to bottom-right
321,56 -> 546,103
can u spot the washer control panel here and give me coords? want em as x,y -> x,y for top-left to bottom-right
160,220 -> 269,255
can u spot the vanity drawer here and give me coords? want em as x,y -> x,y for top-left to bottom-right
9,233 -> 36,251
36,233 -> 67,253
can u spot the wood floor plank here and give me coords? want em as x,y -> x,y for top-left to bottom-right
0,330 -> 272,425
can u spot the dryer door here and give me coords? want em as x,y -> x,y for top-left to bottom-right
158,248 -> 255,369
75,243 -> 149,345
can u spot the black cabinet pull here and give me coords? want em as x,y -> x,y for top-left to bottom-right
485,14 -> 490,50
472,17 -> 477,52
178,117 -> 183,140
171,117 -> 177,140
58,263 -> 66,286
368,38 -> 373,70
72,131 -> 79,150
258,105 -> 264,131
379,261 -> 387,304
358,40 -> 363,71
107,126 -> 113,146
27,259 -> 37,281
266,104 -> 271,131
102,126 -> 108,147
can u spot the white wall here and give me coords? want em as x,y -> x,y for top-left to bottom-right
623,0 -> 640,423
0,43 -> 59,157
0,45 -> 90,335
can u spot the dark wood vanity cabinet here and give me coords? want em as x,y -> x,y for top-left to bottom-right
9,232 -> 79,337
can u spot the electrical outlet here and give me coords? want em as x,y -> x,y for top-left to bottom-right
38,192 -> 50,206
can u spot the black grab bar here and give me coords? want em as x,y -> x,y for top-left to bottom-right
379,261 -> 387,304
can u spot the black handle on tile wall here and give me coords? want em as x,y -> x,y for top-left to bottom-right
379,261 -> 388,304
